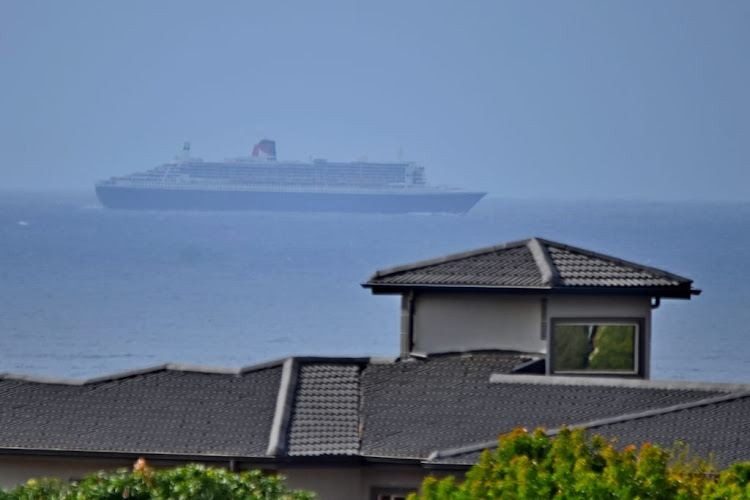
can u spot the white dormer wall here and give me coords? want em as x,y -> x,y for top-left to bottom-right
404,291 -> 653,378
409,293 -> 545,354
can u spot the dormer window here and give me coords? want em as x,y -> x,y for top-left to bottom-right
364,237 -> 699,379
551,319 -> 642,376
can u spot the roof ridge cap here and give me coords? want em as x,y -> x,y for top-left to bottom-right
364,238 -> 532,283
266,358 -> 299,457
1,364 -> 173,386
428,389 -> 750,462
548,390 -> 750,435
238,357 -> 290,374
84,364 -> 175,384
163,363 -> 241,375
489,374 -> 750,392
284,356 -> 374,366
527,237 -> 560,286
1,373 -> 88,386
0,358 -> 370,386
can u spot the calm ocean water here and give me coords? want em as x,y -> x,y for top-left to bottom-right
1,191 -> 748,383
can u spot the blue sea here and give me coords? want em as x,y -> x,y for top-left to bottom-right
1,191 -> 748,383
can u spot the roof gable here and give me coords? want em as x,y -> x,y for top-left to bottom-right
364,237 -> 699,297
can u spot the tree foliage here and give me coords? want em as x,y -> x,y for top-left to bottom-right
0,461 -> 315,500
409,428 -> 750,500
552,325 -> 636,373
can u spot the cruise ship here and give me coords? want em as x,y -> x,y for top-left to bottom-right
95,140 -> 487,214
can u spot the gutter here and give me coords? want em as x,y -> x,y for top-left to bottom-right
364,283 -> 699,299
0,447 -> 279,470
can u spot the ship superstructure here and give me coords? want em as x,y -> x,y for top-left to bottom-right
95,140 -> 486,213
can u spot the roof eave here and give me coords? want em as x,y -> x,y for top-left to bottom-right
364,283 -> 699,299
0,447 -> 277,465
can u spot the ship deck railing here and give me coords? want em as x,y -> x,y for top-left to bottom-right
95,181 -> 469,194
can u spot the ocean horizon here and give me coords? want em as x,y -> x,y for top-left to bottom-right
1,190 -> 748,383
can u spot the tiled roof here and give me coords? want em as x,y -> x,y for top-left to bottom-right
589,392 -> 750,469
0,364 -> 282,457
426,375 -> 750,466
286,362 -> 362,456
364,237 -> 699,297
360,359 -> 727,460
548,246 -> 680,287
1,355 -> 747,469
366,245 -> 543,287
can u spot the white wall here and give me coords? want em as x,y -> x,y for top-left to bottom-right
0,458 -> 451,500
362,465 -> 455,499
410,293 -> 652,377
283,467 -> 364,500
283,464 -> 457,500
411,293 -> 544,355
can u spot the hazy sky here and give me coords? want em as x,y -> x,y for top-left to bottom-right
2,1 -> 748,200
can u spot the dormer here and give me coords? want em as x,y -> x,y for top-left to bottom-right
362,237 -> 700,379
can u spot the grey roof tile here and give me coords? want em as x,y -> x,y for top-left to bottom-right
286,363 -> 362,456
364,237 -> 697,297
369,245 -> 543,287
0,367 -> 282,457
361,357 -> 726,459
1,355 -> 746,469
589,394 -> 750,469
360,354 -> 538,458
547,246 -> 683,287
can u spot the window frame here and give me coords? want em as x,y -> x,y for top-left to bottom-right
549,317 -> 645,377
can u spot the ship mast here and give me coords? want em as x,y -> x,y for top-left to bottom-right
179,142 -> 191,163
164,142 -> 191,183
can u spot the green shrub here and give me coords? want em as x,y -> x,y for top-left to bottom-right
0,461 -> 315,500
409,428 -> 750,500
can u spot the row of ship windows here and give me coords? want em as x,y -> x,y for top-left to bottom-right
119,177 -> 420,184
120,174 -> 419,184
182,164 -> 414,172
